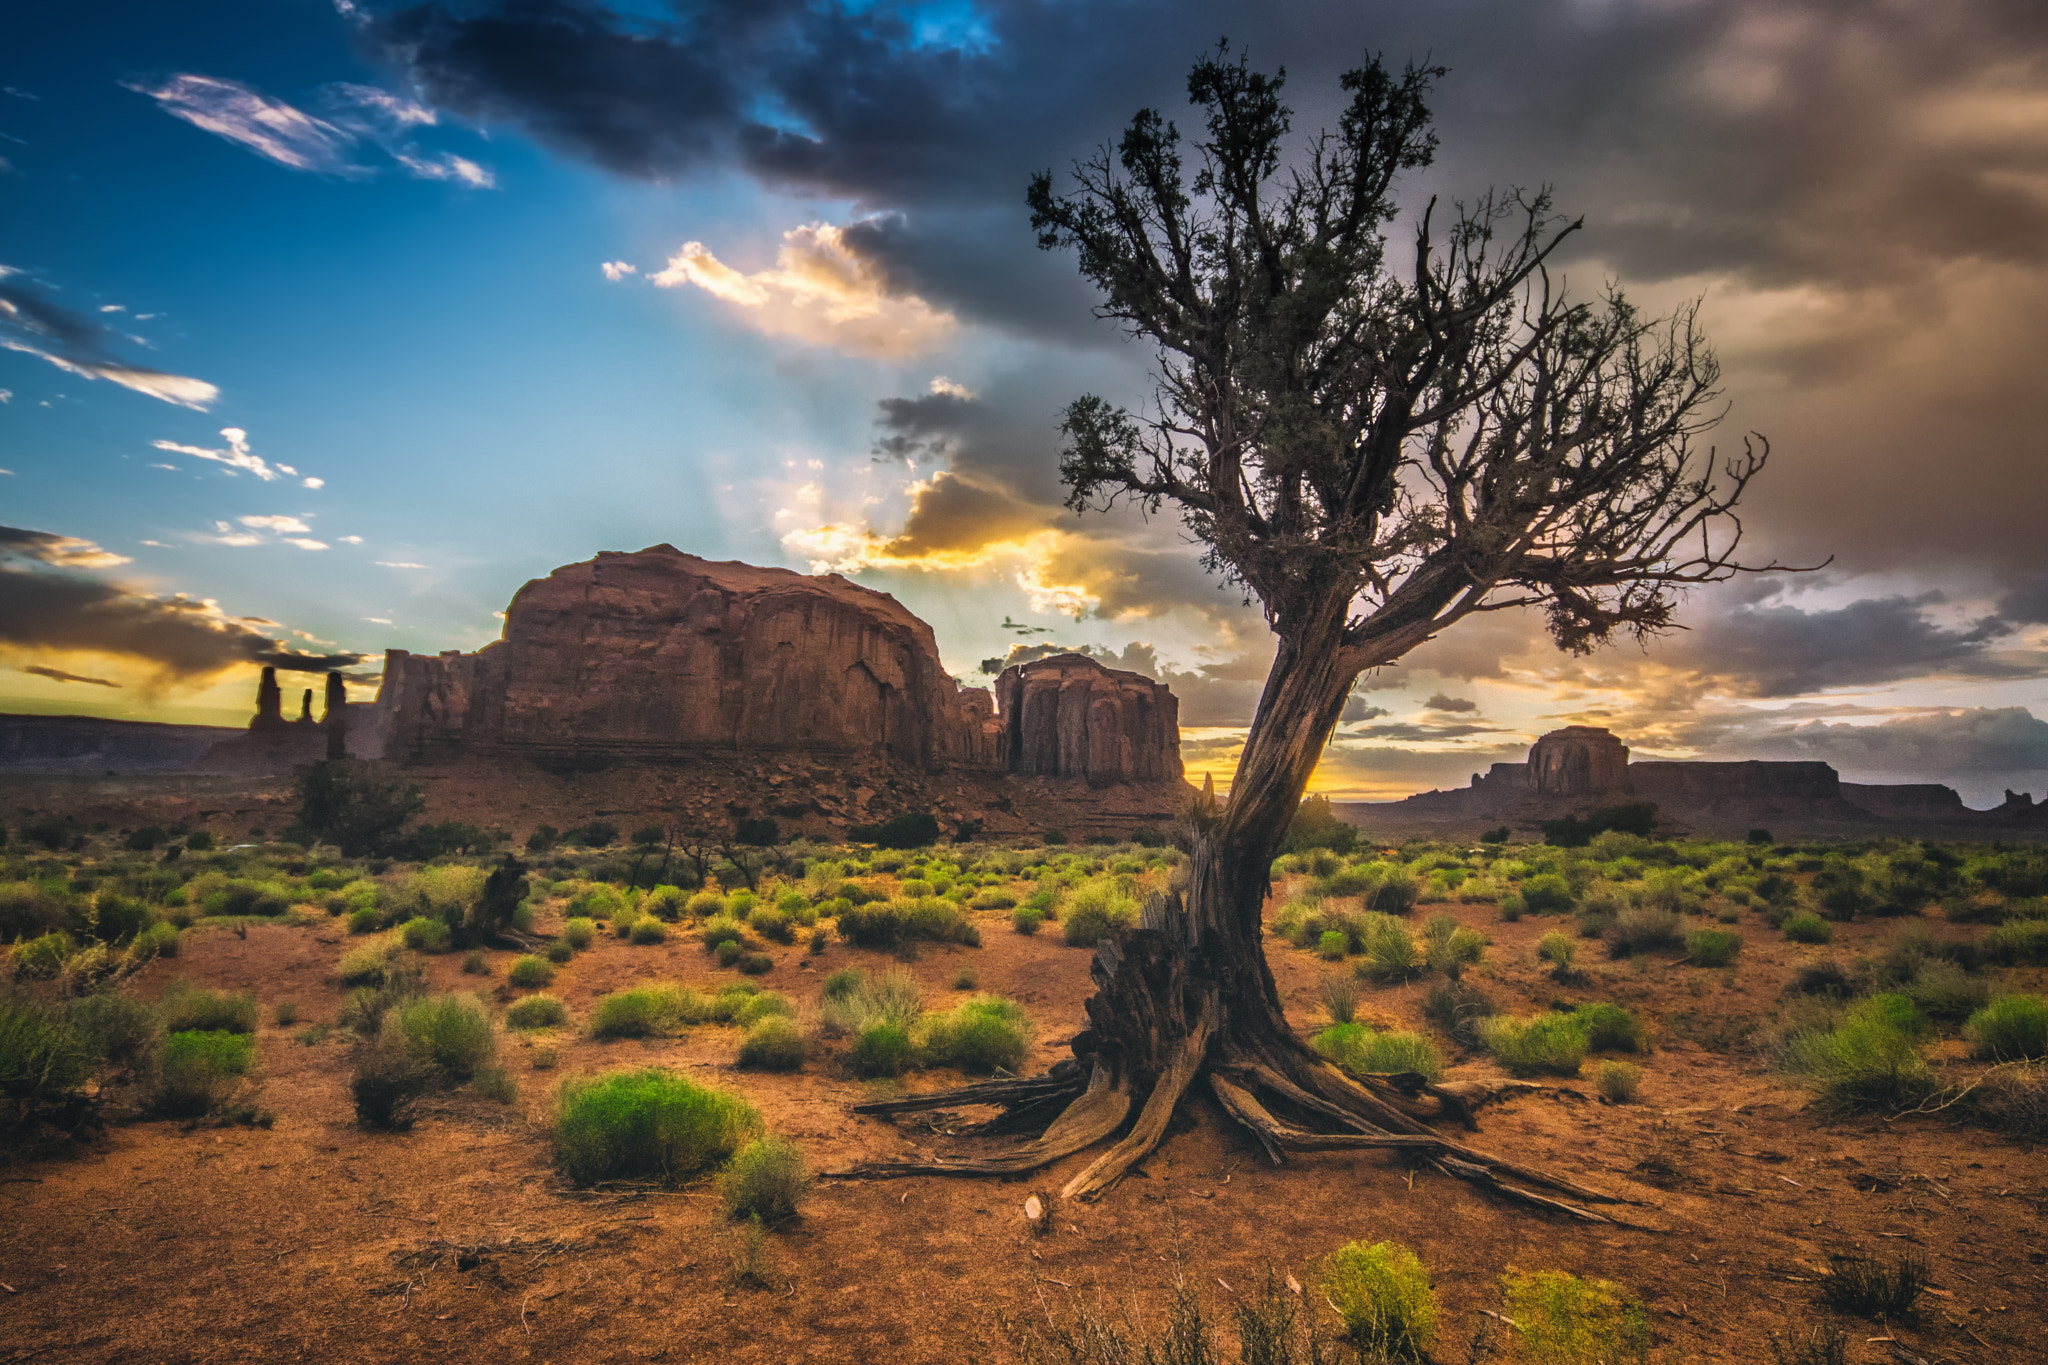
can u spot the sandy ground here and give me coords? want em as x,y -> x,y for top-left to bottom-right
5,893 -> 2045,1364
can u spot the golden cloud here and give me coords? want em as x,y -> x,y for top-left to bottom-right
648,223 -> 954,356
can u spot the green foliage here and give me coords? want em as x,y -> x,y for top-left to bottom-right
1320,972 -> 1359,1024
736,1016 -> 806,1071
628,917 -> 669,945
1780,1002 -> 1936,1112
159,979 -> 258,1034
1312,1024 -> 1444,1082
554,1068 -> 761,1185
547,939 -> 575,964
1571,1003 -> 1647,1053
1421,914 -> 1484,975
1012,907 -> 1045,935
350,1041 -> 436,1129
399,916 -> 453,953
1967,995 -> 2048,1060
644,885 -> 689,920
294,759 -> 425,857
849,1023 -> 912,1077
391,993 -> 496,1079
9,931 -> 72,979
562,917 -> 596,949
346,907 -> 382,935
471,1064 -> 519,1104
1500,1271 -> 1651,1365
1357,913 -> 1419,980
0,880 -> 70,942
1782,912 -> 1833,944
837,897 -> 981,949
1605,906 -> 1683,957
721,1136 -> 808,1219
1536,931 -> 1576,972
65,991 -> 163,1071
590,985 -> 688,1038
1540,803 -> 1658,848
1317,929 -> 1349,960
156,1029 -> 254,1116
1686,928 -> 1743,966
1596,1060 -> 1643,1103
1283,795 -> 1360,855
1481,1013 -> 1589,1077
1422,979 -> 1499,1049
1520,874 -> 1575,913
919,995 -> 1032,1074
508,955 -> 555,989
1984,918 -> 2048,965
507,995 -> 568,1030
0,997 -> 93,1107
1323,1240 -> 1436,1359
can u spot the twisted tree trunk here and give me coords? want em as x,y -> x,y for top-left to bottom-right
831,589 -> 1629,1219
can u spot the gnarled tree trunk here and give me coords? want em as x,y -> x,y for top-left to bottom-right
831,593 -> 1628,1219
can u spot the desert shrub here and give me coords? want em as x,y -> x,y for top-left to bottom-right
822,967 -> 863,999
1571,1002 -> 1648,1053
970,889 -> 1018,911
736,1016 -> 806,1072
554,1068 -> 760,1185
1312,1023 -> 1443,1082
1421,915 -> 1484,975
399,916 -> 453,954
508,955 -> 554,989
350,1041 -> 436,1129
919,995 -> 1032,1074
1497,892 -> 1526,921
1967,995 -> 2048,1060
273,1000 -> 299,1028
159,980 -> 258,1034
748,906 -> 793,944
0,998 -> 93,1110
951,965 -> 979,990
837,897 -> 980,949
1899,960 -> 1989,1024
1354,913 -> 1419,981
1782,912 -> 1833,944
1787,961 -> 1854,998
1596,1060 -> 1643,1103
590,985 -> 689,1038
507,994 -> 568,1030
1060,884 -> 1140,947
340,940 -> 397,984
1521,874 -> 1575,914
1012,907 -> 1045,936
460,949 -> 489,975
1605,906 -> 1683,957
1972,1060 -> 2048,1139
1422,979 -> 1498,1049
1686,928 -> 1743,966
1323,1240 -> 1436,1359
737,951 -> 774,975
0,882 -> 70,944
1481,1013 -> 1588,1077
130,921 -> 182,963
1318,929 -> 1349,961
1820,1250 -> 1928,1320
8,932 -> 71,980
722,1135 -> 808,1220
628,917 -> 669,945
1536,931 -> 1576,973
1501,1271 -> 1650,1365
1320,972 -> 1359,1024
557,916 -> 596,949
155,1029 -> 254,1115
734,991 -> 795,1026
716,940 -> 743,967
643,885 -> 688,920
1780,1005 -> 1936,1112
849,1023 -> 912,1077
347,907 -> 382,935
819,968 -> 921,1038
296,1023 -> 330,1046
471,1064 -> 519,1103
64,992 -> 163,1071
391,993 -> 495,1080
1983,919 -> 2048,966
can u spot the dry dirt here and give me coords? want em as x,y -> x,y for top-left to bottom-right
6,893 -> 2045,1364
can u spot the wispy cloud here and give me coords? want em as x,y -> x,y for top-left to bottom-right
126,74 -> 496,187
0,267 -> 219,410
601,261 -> 637,281
648,223 -> 953,356
19,663 -> 120,688
152,427 -> 322,486
0,526 -> 131,569
375,560 -> 425,569
203,512 -> 328,551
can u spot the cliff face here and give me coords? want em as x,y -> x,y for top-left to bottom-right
1633,760 -> 1840,803
1527,726 -> 1631,797
375,547 -> 1007,771
994,653 -> 1182,785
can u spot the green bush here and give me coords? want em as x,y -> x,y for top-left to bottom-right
1421,979 -> 1499,1050
1481,1013 -> 1589,1077
130,921 -> 182,962
159,980 -> 258,1034
1421,915 -> 1485,974
9,932 -> 72,980
1570,1002 -> 1647,1053
1900,960 -> 1989,1024
1323,1240 -> 1436,1359
399,916 -> 453,954
471,1064 -> 519,1104
156,1029 -> 253,1115
1318,929 -> 1350,960
461,949 -> 488,975
1686,928 -> 1742,966
1500,1271 -> 1650,1365
508,955 -> 555,989
1985,918 -> 2048,966
507,994 -> 568,1030
644,885 -> 688,920
721,1135 -> 808,1219
1967,995 -> 2048,1060
1595,1060 -> 1643,1103
1357,913 -> 1419,980
562,916 -> 597,949
391,993 -> 496,1079
1536,931 -> 1576,972
1312,1023 -> 1444,1082
1780,1005 -> 1936,1112
1782,912 -> 1833,944
347,907 -> 381,935
919,995 -> 1031,1074
65,992 -> 163,1070
338,943 -> 397,986
1012,907 -> 1045,935
822,967 -> 864,1000
0,998 -> 93,1108
1606,906 -> 1683,957
628,917 -> 669,945
837,897 -> 981,949
554,1068 -> 760,1185
734,991 -> 795,1026
736,1016 -> 806,1072
590,985 -> 688,1038
1521,874 -> 1575,914
351,1041 -> 437,1129
849,1022 -> 912,1077
1061,885 -> 1140,946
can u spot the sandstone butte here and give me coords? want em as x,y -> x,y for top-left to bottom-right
367,546 -> 1183,791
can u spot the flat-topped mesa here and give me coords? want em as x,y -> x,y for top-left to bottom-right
1526,725 -> 1632,798
374,546 -> 1008,771
995,653 -> 1183,786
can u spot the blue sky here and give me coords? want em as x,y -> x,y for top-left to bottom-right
6,0 -> 2048,804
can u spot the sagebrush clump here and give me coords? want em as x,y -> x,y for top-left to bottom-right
553,1068 -> 760,1185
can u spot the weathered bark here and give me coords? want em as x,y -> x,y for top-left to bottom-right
829,592 -> 1629,1218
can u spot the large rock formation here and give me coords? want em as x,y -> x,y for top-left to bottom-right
1527,726 -> 1631,797
202,666 -> 363,773
373,548 -> 1009,771
995,653 -> 1183,785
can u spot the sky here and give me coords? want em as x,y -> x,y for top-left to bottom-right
4,0 -> 2047,806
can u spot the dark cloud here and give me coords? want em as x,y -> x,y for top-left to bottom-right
1729,707 -> 2048,788
0,526 -> 366,684
19,664 -> 119,688
1338,721 -> 1506,743
1423,694 -> 1476,713
0,269 -> 219,408
1663,592 -> 2023,697
1342,695 -> 1390,723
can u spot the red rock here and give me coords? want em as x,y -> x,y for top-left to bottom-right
1525,725 -> 1630,797
994,653 -> 1182,785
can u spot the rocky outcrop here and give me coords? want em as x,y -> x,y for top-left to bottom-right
1633,760 -> 1840,804
1527,726 -> 1631,797
374,547 -> 1011,772
995,653 -> 1182,785
201,666 -> 363,773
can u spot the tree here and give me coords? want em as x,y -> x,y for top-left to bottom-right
294,760 -> 425,858
838,46 -> 1782,1211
